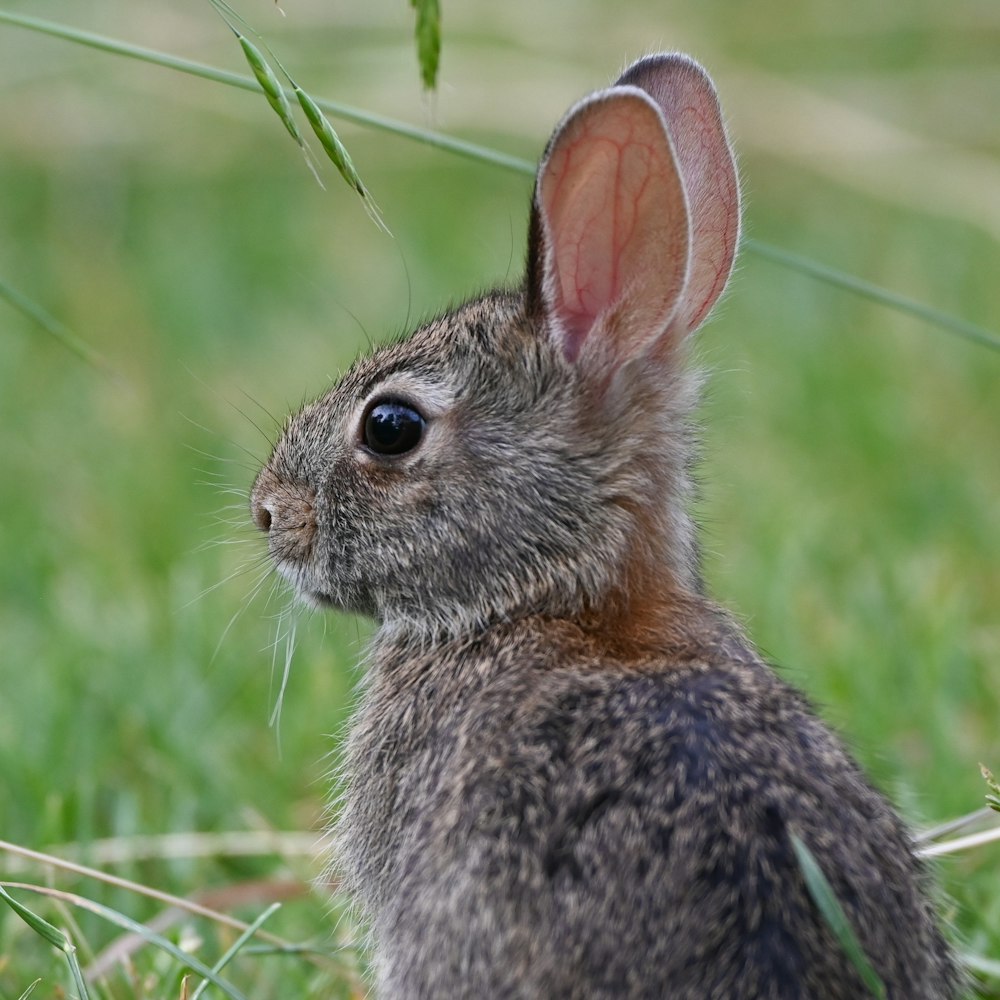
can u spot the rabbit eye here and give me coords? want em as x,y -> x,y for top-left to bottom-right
363,400 -> 425,456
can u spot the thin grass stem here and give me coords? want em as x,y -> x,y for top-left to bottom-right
0,276 -> 118,374
746,239 -> 1000,353
2,10 -> 997,354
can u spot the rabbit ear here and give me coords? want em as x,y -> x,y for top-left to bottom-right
526,54 -> 739,369
527,88 -> 690,367
614,54 -> 741,332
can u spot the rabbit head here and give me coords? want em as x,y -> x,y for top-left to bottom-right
251,54 -> 740,643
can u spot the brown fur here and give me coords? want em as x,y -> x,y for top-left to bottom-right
251,54 -> 961,999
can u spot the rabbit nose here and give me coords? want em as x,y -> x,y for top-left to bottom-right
250,472 -> 318,555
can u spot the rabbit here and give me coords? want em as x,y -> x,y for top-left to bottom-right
250,53 -> 961,999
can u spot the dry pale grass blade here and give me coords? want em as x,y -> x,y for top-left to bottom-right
918,822 -> 1000,858
0,836 -> 352,982
913,767 -> 1000,857
8,830 -> 320,869
0,838 -> 325,951
963,952 -> 1000,981
915,806 -> 997,844
181,902 -> 281,1000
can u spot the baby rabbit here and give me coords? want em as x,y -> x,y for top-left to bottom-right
251,54 -> 960,998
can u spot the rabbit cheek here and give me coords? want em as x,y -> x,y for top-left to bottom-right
316,456 -> 436,616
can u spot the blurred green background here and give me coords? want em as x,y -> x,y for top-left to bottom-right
0,0 -> 997,995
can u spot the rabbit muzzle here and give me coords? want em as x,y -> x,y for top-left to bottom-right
250,470 -> 318,572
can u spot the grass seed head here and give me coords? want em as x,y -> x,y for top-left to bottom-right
294,85 -> 364,195
293,84 -> 390,233
981,763 -> 1000,812
410,0 -> 442,91
236,33 -> 304,147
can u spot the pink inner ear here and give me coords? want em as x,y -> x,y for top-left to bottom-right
538,92 -> 690,365
614,56 -> 740,332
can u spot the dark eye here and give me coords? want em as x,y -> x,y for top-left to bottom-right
363,400 -> 425,456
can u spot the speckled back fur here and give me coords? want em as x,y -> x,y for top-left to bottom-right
252,53 -> 961,999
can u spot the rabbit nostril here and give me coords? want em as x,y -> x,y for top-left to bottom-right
253,501 -> 273,533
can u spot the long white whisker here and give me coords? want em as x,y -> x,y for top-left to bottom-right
182,555 -> 271,608
193,536 -> 258,554
178,410 -> 267,467
269,615 -> 298,736
210,565 -> 273,663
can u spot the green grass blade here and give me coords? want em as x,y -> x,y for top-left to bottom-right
0,884 -> 68,949
0,277 -> 115,374
0,886 -> 91,1000
190,902 -> 281,1000
1,11 -> 998,353
203,2 -> 304,149
1,881 -> 250,1000
293,84 -> 363,196
789,834 -> 886,999
67,898 -> 252,1000
410,0 -> 442,90
0,838 -> 300,949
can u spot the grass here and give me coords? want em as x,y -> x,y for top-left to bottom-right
0,0 -> 998,995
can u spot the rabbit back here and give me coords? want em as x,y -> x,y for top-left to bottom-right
339,616 -> 959,1000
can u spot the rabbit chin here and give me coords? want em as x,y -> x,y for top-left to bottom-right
277,561 -> 379,619
271,558 -> 337,610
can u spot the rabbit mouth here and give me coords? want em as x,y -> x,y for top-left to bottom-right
281,579 -> 336,611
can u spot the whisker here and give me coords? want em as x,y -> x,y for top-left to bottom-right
269,612 -> 298,749
182,555 -> 272,608
178,410 -> 267,467
182,441 -> 257,466
238,386 -> 284,433
192,536 -> 258,554
209,564 -> 274,664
